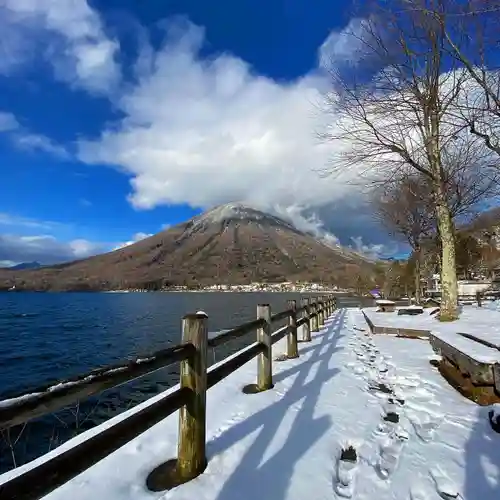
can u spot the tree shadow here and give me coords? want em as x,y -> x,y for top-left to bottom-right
464,406 -> 500,499
206,310 -> 346,500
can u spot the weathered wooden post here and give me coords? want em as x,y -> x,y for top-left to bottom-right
178,312 -> 208,481
318,296 -> 324,328
303,297 -> 312,342
287,300 -> 299,358
257,304 -> 273,390
311,297 -> 318,332
476,291 -> 483,308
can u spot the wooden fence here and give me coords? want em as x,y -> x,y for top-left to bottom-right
0,294 -> 337,500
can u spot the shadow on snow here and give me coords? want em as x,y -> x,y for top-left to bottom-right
207,310 -> 346,500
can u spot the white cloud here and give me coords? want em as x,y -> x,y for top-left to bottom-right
113,231 -> 153,250
273,204 -> 341,243
0,109 -> 69,157
0,10 -> 395,250
0,111 -> 19,131
79,198 -> 92,207
0,234 -> 105,265
13,132 -> 69,158
0,260 -> 16,268
0,0 -> 120,93
318,18 -> 369,69
349,236 -> 402,260
0,212 -> 63,230
78,21 -> 366,226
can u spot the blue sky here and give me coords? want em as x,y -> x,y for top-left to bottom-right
0,0 -> 398,266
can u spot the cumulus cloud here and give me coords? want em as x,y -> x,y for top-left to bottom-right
0,7 -> 393,251
0,0 -> 120,93
0,227 -> 164,266
78,21 -> 377,243
0,234 -> 106,266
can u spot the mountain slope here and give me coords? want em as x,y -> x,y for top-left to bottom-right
5,262 -> 42,270
0,204 -> 375,291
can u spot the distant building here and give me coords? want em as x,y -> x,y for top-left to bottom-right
425,273 -> 491,296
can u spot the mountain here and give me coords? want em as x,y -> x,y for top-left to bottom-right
0,203 -> 376,291
7,262 -> 42,270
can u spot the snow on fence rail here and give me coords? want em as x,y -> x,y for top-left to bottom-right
0,295 -> 337,500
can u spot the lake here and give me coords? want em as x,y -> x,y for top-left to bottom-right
0,292 -> 360,473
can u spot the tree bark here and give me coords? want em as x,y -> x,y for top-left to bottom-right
434,184 -> 459,321
414,245 -> 422,304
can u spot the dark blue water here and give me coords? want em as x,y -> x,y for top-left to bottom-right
0,292 -> 356,473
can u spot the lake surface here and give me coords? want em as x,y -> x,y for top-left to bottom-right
0,292 -> 361,473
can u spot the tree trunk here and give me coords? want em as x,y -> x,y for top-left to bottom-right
434,185 -> 458,321
414,245 -> 422,304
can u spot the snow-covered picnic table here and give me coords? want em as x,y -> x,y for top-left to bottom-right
1,308 -> 498,500
375,299 -> 396,312
364,305 -> 500,339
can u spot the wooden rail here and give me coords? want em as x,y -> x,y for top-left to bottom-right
0,294 -> 337,500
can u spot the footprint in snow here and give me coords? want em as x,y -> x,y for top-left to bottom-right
373,411 -> 400,437
353,365 -> 366,376
334,443 -> 360,498
376,428 -> 409,479
429,465 -> 462,499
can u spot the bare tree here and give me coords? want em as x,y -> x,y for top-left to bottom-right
373,175 -> 435,302
320,0 -> 500,320
439,1 -> 500,156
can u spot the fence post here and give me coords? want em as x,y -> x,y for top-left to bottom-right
322,296 -> 327,324
287,300 -> 299,359
311,297 -> 318,332
318,296 -> 324,328
303,297 -> 312,342
178,312 -> 208,481
476,291 -> 482,308
257,304 -> 273,391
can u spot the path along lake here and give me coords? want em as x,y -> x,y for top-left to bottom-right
0,292 -> 358,472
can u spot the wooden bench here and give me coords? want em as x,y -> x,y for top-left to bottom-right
397,306 -> 424,316
429,330 -> 500,404
375,300 -> 396,313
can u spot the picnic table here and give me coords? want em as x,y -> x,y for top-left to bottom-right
429,330 -> 500,404
375,299 -> 396,313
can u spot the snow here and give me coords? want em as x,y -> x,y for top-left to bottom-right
189,203 -> 296,232
491,404 -> 500,422
375,300 -> 396,305
0,392 -> 43,409
364,305 -> 500,339
405,305 -> 424,311
1,309 -> 499,500
430,330 -> 500,364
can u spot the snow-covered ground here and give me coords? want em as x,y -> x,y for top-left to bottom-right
1,309 -> 499,500
364,306 -> 500,345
